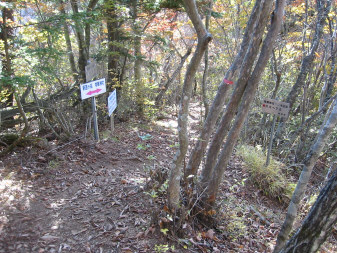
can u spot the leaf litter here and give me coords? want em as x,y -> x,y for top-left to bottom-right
0,114 -> 336,252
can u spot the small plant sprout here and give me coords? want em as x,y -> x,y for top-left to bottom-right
138,133 -> 152,141
160,228 -> 169,235
154,244 -> 169,253
147,155 -> 156,160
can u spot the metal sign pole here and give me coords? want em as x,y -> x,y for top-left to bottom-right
110,113 -> 114,136
266,115 -> 276,167
92,96 -> 99,141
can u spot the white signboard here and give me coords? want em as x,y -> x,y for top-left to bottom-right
85,60 -> 98,82
108,90 -> 117,116
262,98 -> 290,119
80,78 -> 106,100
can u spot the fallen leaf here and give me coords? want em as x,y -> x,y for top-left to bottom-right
205,229 -> 215,240
121,247 -> 132,253
40,234 -> 59,241
135,231 -> 144,239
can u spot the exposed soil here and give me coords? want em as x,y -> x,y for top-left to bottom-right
0,112 -> 336,253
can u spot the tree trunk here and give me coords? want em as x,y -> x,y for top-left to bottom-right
323,17 -> 337,103
85,0 -> 99,55
105,0 -> 121,92
274,96 -> 337,252
185,0 -> 269,179
275,0 -> 332,137
0,86 -> 78,123
167,0 -> 212,209
70,0 -> 88,83
0,2 -> 15,110
131,0 -> 144,115
279,169 -> 337,253
200,0 -> 274,184
59,0 -> 78,81
155,48 -> 192,106
0,94 -> 29,157
201,1 -> 212,119
202,0 -> 286,210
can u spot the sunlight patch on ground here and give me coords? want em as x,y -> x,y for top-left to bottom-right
49,198 -> 67,209
0,170 -> 33,235
154,119 -> 178,132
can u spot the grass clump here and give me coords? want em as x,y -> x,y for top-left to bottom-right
236,145 -> 293,203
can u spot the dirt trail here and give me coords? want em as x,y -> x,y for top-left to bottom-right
0,121 -> 176,253
1,111 -> 336,253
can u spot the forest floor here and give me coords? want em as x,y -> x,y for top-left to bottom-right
0,104 -> 336,253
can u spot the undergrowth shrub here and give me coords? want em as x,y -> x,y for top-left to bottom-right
236,145 -> 294,203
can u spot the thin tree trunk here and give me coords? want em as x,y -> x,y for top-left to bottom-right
287,92 -> 337,145
155,48 -> 192,106
85,0 -> 99,54
254,50 -> 282,144
167,0 -> 212,209
0,2 -> 14,110
276,0 -> 332,137
70,0 -> 88,83
202,0 -> 286,210
59,0 -> 78,81
274,97 -> 337,252
1,86 -> 78,122
0,94 -> 29,157
323,17 -> 337,103
131,0 -> 144,114
279,169 -> 337,253
201,1 -> 212,119
200,0 -> 274,184
185,0 -> 268,178
105,0 -> 121,92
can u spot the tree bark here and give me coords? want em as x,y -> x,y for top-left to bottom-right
185,0 -> 269,179
155,48 -> 192,106
85,0 -> 99,54
200,0 -> 274,184
59,0 -> 78,81
274,96 -> 337,252
279,169 -> 337,253
0,86 -> 78,123
201,1 -> 212,119
105,0 -> 121,92
323,17 -> 337,103
167,0 -> 212,209
276,0 -> 332,137
0,94 -> 29,157
130,0 -> 144,114
202,0 -> 287,210
70,0 -> 88,83
0,1 -> 15,110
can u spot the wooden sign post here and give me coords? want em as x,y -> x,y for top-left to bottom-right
81,60 -> 106,141
262,98 -> 290,166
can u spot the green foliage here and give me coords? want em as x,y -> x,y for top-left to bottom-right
48,159 -> 60,169
154,243 -> 172,253
222,196 -> 248,240
137,143 -> 151,150
237,145 -> 294,202
159,0 -> 184,10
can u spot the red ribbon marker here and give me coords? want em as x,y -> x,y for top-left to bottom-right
223,79 -> 233,85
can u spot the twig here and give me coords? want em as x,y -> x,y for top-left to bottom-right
43,137 -> 83,155
249,206 -> 271,226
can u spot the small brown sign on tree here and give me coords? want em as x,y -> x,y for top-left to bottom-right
262,98 -> 290,119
